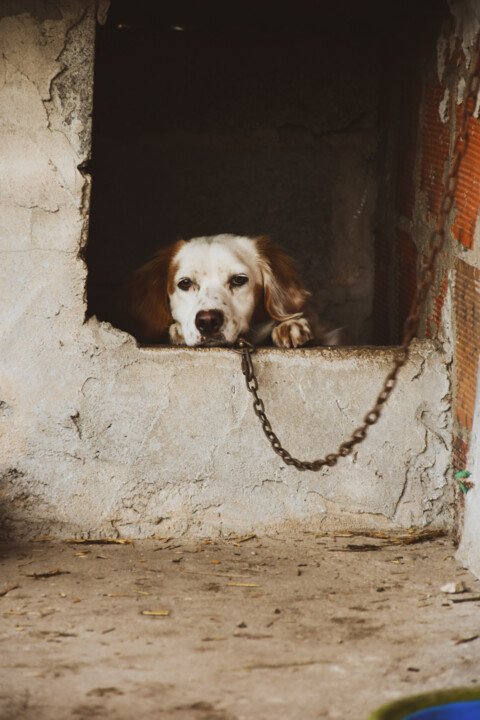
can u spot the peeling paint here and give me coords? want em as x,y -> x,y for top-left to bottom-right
457,76 -> 466,105
449,0 -> 480,52
377,1 -> 480,573
439,87 -> 450,124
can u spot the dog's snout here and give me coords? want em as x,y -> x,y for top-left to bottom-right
195,309 -> 224,336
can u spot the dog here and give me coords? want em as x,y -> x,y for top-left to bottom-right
128,234 -> 339,348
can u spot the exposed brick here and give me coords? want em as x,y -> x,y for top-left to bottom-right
426,268 -> 448,339
454,259 -> 480,431
453,435 -> 468,472
452,97 -> 480,250
396,229 -> 418,340
419,81 -> 451,222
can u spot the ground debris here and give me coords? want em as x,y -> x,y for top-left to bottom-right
65,538 -> 133,545
454,634 -> 479,645
385,529 -> 447,545
0,584 -> 19,597
243,659 -> 325,670
181,570 -> 251,578
233,631 -> 273,639
86,687 -> 124,697
441,581 -> 467,594
153,544 -> 182,552
107,593 -> 129,597
233,534 -> 257,546
330,544 -> 382,553
26,569 -> 70,579
319,529 -> 447,545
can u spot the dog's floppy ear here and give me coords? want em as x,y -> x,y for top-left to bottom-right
255,236 -> 309,321
127,241 -> 185,341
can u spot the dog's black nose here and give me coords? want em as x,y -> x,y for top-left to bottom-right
195,309 -> 224,336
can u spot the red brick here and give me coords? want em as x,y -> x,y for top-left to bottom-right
453,435 -> 468,472
452,97 -> 480,250
426,269 -> 448,339
419,82 -> 451,222
454,259 -> 480,431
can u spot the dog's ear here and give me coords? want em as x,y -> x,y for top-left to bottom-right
255,236 -> 309,321
127,241 -> 185,342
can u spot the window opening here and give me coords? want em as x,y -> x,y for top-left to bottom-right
86,0 -> 442,347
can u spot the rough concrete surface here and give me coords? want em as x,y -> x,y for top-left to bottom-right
0,1 -> 456,540
1,333 -> 454,539
1,534 -> 480,720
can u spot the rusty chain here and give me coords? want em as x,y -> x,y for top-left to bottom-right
236,33 -> 480,471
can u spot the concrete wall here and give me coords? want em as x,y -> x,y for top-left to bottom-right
0,0 -> 454,540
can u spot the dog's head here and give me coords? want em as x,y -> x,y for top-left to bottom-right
128,234 -> 309,346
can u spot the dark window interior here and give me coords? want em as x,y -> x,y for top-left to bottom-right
86,0 -> 442,345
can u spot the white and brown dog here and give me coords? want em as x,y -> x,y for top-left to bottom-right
128,234 -> 338,348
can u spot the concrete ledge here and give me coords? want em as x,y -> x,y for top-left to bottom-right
1,321 -> 453,538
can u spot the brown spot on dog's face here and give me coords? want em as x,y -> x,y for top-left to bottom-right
167,258 -> 180,296
127,240 -> 186,342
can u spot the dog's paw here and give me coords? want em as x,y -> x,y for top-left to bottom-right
272,318 -> 313,348
169,322 -> 186,345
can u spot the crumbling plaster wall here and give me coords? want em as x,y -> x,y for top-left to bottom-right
373,0 -> 480,572
0,0 -> 454,539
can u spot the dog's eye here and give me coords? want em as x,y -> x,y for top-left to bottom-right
230,275 -> 248,288
177,278 -> 193,291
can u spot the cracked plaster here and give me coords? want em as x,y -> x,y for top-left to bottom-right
0,0 -> 455,540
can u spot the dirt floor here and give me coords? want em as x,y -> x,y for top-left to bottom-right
1,532 -> 480,720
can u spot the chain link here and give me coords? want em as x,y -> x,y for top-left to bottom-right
236,33 -> 480,471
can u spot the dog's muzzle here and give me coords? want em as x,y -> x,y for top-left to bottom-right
195,309 -> 226,345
